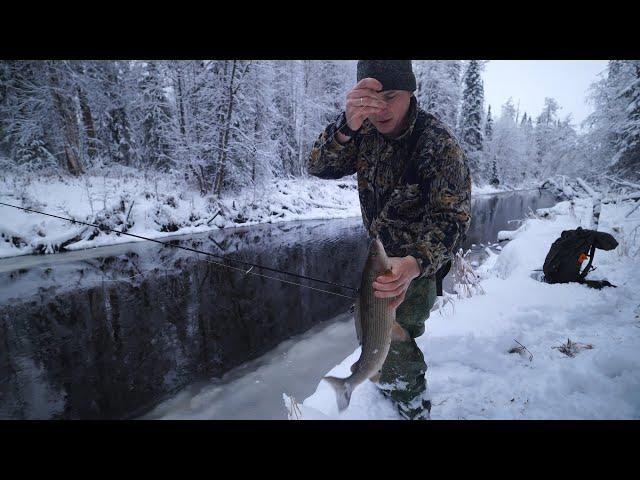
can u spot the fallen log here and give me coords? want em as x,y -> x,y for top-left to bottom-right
576,177 -> 600,199
601,192 -> 640,204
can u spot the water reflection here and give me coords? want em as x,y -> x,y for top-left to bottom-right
0,189 -> 557,419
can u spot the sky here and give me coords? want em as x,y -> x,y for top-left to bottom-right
482,60 -> 609,131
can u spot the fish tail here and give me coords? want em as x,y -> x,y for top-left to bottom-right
323,376 -> 353,412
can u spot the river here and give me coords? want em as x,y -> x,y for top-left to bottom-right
0,189 -> 558,419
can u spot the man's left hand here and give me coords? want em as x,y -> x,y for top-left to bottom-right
372,255 -> 421,309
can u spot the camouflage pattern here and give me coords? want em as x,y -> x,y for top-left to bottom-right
378,275 -> 437,420
308,95 -> 472,279
308,95 -> 471,419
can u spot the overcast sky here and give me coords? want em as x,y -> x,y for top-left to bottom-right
482,60 -> 609,131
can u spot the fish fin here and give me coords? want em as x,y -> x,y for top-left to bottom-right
350,359 -> 360,373
391,321 -> 411,342
323,376 -> 353,412
370,371 -> 381,383
354,297 -> 362,344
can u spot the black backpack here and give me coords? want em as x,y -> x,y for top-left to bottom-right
542,227 -> 618,288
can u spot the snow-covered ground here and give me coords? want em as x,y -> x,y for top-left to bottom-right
0,170 -> 361,259
288,197 -> 640,419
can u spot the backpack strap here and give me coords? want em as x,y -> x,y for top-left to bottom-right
579,243 -> 597,281
407,110 -> 427,160
405,110 -> 454,295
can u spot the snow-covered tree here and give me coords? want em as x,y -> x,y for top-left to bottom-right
0,61 -> 85,174
458,60 -> 486,182
459,60 -> 485,151
583,60 -> 637,176
414,60 -> 462,130
484,105 -> 493,141
132,61 -> 174,171
612,61 -> 640,179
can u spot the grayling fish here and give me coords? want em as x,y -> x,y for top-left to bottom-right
323,237 -> 410,412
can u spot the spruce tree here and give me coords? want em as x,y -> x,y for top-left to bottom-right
136,61 -> 173,171
484,105 -> 493,140
484,105 -> 498,185
460,60 -> 485,153
459,60 -> 485,180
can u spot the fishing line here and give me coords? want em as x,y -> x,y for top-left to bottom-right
199,256 -> 357,299
0,201 -> 359,297
0,101 -> 384,298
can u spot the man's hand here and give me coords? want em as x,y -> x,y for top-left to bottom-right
336,78 -> 387,143
372,255 -> 421,309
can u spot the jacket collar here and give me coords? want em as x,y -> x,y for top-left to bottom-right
388,95 -> 419,142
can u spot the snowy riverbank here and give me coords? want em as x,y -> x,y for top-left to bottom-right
286,196 -> 640,419
0,170 -> 519,260
0,170 -> 363,259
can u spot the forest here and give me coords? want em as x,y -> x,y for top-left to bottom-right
1,60 -> 638,193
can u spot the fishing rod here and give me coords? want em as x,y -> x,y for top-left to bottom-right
0,201 -> 359,299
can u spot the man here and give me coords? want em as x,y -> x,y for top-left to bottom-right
308,60 -> 471,420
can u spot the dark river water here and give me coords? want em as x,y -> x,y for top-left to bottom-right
0,189 -> 557,419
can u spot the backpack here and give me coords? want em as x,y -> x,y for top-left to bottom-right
542,227 -> 618,288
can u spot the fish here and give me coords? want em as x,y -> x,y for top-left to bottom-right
323,237 -> 410,412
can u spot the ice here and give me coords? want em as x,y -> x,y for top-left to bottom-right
142,312 -> 359,420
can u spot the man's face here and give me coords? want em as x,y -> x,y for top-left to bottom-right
368,90 -> 412,137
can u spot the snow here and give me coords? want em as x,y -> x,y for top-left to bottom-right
472,184 -> 509,195
0,170 -> 361,259
292,196 -> 640,419
1,170 -> 512,260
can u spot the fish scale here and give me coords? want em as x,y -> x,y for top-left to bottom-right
323,237 -> 404,412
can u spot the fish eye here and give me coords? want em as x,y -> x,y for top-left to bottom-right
371,253 -> 377,256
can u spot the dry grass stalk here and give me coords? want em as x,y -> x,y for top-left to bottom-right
508,339 -> 533,362
453,248 -> 485,299
552,338 -> 594,357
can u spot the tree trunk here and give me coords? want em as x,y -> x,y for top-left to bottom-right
77,86 -> 98,159
214,60 -> 238,196
48,63 -> 84,175
175,66 -> 187,138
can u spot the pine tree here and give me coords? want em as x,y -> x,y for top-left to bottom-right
483,105 -> 497,185
484,105 -> 493,140
459,60 -> 485,181
460,60 -> 485,152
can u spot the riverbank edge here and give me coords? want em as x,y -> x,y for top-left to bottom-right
0,172 -> 521,261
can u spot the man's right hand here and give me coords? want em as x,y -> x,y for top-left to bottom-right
336,78 -> 387,143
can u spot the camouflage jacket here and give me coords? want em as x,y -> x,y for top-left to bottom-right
307,96 -> 472,279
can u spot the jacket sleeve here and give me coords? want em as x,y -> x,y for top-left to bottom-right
373,134 -> 472,279
307,113 -> 358,179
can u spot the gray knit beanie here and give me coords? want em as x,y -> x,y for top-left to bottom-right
356,60 -> 416,92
